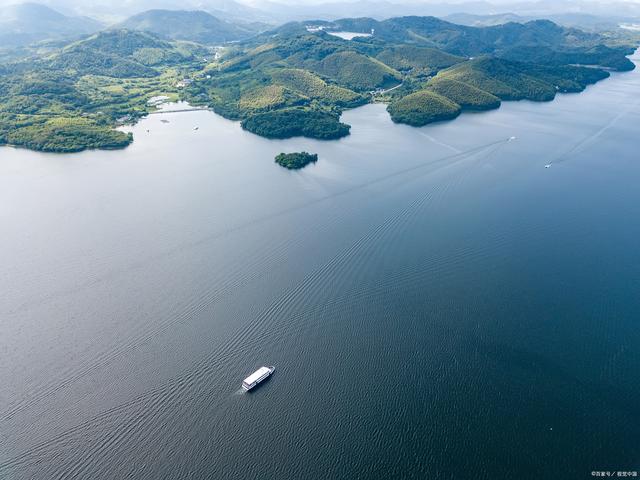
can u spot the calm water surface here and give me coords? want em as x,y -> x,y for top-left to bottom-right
1,52 -> 639,479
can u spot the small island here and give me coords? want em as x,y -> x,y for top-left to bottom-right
275,151 -> 318,169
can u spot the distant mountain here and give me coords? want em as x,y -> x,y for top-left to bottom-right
0,29 -> 209,78
257,16 -> 633,71
0,2 -> 103,47
299,17 -> 598,57
5,0 -> 640,26
117,9 -> 263,44
278,0 -> 640,19
242,0 -> 640,24
245,0 -> 499,22
23,0 -> 276,24
47,29 -> 211,76
444,12 -> 525,28
444,12 -> 626,32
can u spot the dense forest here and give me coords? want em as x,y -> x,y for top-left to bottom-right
242,109 -> 350,139
0,15 -> 636,152
183,18 -> 632,136
0,30 -> 208,152
275,151 -> 319,169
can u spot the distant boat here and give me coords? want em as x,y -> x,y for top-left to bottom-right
508,136 -> 517,141
194,127 -> 199,131
242,366 -> 275,391
545,164 -> 552,168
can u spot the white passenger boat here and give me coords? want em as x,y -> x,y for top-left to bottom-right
242,366 -> 275,391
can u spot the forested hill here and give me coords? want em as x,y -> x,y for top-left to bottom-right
0,30 -> 210,152
0,2 -> 103,47
0,16 -> 636,154
333,16 -> 598,55
268,16 -> 635,69
186,17 -> 634,135
117,10 -> 264,45
6,29 -> 211,77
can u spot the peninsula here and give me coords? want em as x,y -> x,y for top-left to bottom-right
0,16 -> 636,153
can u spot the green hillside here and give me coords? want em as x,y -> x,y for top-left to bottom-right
345,17 -> 598,56
305,51 -> 401,91
441,57 -> 558,101
184,18 -> 630,141
0,30 -> 207,152
500,45 -> 636,72
270,68 -> 365,107
426,77 -> 501,110
182,31 -> 387,136
241,108 -> 350,139
435,57 -> 609,101
47,30 -> 209,76
384,55 -> 611,128
376,46 -> 465,75
0,16 -> 634,153
1,116 -> 132,153
238,84 -> 301,112
328,16 -> 634,71
387,90 -> 461,126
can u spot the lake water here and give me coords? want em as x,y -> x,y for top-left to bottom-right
1,51 -> 639,479
327,31 -> 373,40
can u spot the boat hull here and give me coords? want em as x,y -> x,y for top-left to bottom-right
242,366 -> 275,391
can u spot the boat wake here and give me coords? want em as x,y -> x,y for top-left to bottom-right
549,98 -> 640,166
0,136 -> 514,479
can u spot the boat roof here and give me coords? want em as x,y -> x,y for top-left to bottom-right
243,367 -> 271,384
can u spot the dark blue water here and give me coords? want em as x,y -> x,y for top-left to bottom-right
1,51 -> 639,479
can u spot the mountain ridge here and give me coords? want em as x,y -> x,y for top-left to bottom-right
0,2 -> 103,47
116,9 -> 265,44
0,16 -> 636,153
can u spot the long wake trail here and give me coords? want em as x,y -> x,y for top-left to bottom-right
0,137 -> 514,478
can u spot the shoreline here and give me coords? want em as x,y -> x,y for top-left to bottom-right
4,50 -> 636,156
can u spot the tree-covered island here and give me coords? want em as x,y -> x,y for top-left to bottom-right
275,151 -> 319,169
0,15 -> 636,153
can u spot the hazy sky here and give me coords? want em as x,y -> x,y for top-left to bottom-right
1,0 -> 639,7
2,0 -> 638,4
246,0 -> 640,3
2,0 -> 640,22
